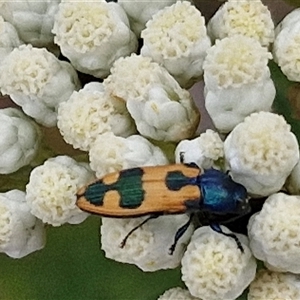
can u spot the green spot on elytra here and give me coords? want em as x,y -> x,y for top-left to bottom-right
84,168 -> 145,209
166,171 -> 194,191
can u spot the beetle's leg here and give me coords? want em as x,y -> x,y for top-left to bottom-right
120,214 -> 160,249
169,214 -> 194,255
210,223 -> 244,253
179,151 -> 185,163
179,151 -> 199,169
98,218 -> 102,251
219,209 -> 251,225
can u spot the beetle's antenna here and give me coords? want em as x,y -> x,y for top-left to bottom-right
169,214 -> 194,255
120,214 -> 159,249
210,223 -> 244,253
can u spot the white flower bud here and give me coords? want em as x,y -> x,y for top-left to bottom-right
104,54 -> 200,142
0,45 -> 80,127
89,132 -> 168,177
57,82 -> 136,151
53,0 -> 138,78
0,108 -> 41,174
273,9 -> 300,82
141,1 -> 211,88
207,0 -> 274,47
203,35 -> 275,133
158,287 -> 198,300
248,269 -> 300,300
181,226 -> 256,300
119,0 -> 188,36
248,193 -> 300,273
0,0 -> 60,48
0,190 -> 45,259
0,16 -> 22,63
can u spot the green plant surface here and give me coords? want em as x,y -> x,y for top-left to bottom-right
0,216 -> 184,300
0,215 -> 248,300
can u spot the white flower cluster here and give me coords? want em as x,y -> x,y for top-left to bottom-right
0,44 -> 80,127
248,193 -> 300,273
104,54 -> 200,142
57,82 -> 136,151
1,2 -> 300,300
53,0 -> 138,78
203,35 -> 275,133
26,156 -> 94,226
224,111 -> 299,196
101,214 -> 194,272
181,226 -> 256,300
273,9 -> 300,82
248,269 -> 300,300
141,1 -> 211,88
207,0 -> 274,47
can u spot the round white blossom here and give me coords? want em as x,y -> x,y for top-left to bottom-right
204,36 -> 272,90
141,1 -> 211,88
0,190 -> 46,259
0,108 -> 41,174
57,82 -> 136,151
207,0 -> 274,47
89,132 -> 168,177
175,129 -> 224,169
0,16 -> 23,63
104,54 -> 200,142
157,287 -> 198,300
181,226 -> 256,300
224,112 -> 299,197
101,214 -> 194,272
248,269 -> 300,300
273,9 -> 300,82
26,156 -> 94,226
0,44 -> 80,127
119,0 -> 186,36
248,193 -> 300,273
0,0 -> 60,49
52,0 -> 137,78
203,35 -> 275,133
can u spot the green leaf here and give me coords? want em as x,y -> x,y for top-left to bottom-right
270,61 -> 300,142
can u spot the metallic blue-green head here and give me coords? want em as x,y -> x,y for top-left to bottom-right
198,169 -> 249,215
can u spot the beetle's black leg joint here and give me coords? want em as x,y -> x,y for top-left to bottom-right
169,214 -> 194,255
210,223 -> 244,253
120,214 -> 160,249
179,151 -> 185,163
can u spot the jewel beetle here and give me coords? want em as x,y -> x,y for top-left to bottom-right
76,163 -> 250,254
